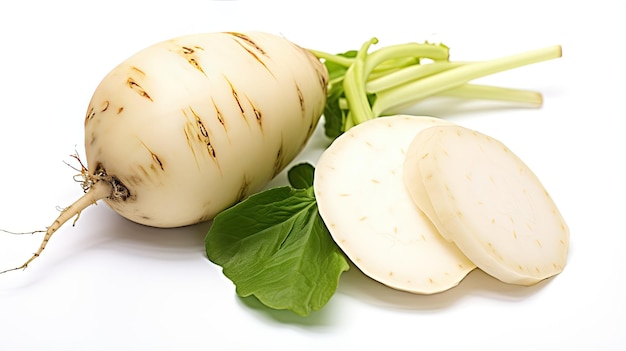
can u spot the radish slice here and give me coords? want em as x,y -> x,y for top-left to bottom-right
404,125 -> 569,285
314,115 -> 475,294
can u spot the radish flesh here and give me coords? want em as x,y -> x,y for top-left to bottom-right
403,125 -> 569,285
313,115 -> 475,294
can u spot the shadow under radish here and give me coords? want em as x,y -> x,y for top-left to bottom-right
336,260 -> 551,311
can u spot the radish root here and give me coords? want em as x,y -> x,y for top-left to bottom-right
0,180 -> 112,274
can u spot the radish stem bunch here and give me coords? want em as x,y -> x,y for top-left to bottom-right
311,38 -> 561,137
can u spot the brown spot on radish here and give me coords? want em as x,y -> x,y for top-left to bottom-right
183,128 -> 199,168
296,84 -> 305,115
130,66 -> 146,76
225,32 -> 274,76
272,143 -> 285,177
182,46 -> 204,54
188,106 -> 218,161
225,32 -> 267,55
196,116 -> 209,138
243,96 -> 263,129
176,45 -> 207,76
100,100 -> 110,112
306,119 -> 315,138
187,57 -> 206,75
182,110 -> 207,169
88,132 -> 97,146
139,142 -> 164,172
224,77 -> 246,121
211,98 -> 227,132
85,106 -> 96,123
117,107 -> 124,114
317,68 -> 328,94
196,212 -> 213,224
128,173 -> 144,187
152,153 -> 164,171
127,77 -> 153,101
234,42 -> 273,75
253,106 -> 262,125
294,41 -> 328,92
207,144 -> 216,159
236,176 -> 251,202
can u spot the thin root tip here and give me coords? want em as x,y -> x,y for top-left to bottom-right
0,265 -> 27,275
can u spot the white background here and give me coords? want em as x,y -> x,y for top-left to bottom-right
0,1 -> 624,350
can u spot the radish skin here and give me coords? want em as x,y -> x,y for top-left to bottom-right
403,125 -> 569,285
314,115 -> 475,294
85,31 -> 327,227
2,31 -> 328,274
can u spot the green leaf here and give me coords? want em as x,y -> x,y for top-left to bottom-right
287,163 -> 315,189
324,50 -> 356,81
323,84 -> 347,139
322,50 -> 356,139
205,186 -> 349,317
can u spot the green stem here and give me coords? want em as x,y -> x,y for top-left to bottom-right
372,56 -> 420,74
439,84 -> 543,106
308,49 -> 353,67
366,61 -> 464,93
364,43 -> 449,76
342,84 -> 544,111
372,45 -> 562,116
344,41 -> 451,127
310,49 -> 422,73
343,38 -> 378,126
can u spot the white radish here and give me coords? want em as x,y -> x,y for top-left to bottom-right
403,125 -> 569,285
314,115 -> 475,294
3,31 -> 328,273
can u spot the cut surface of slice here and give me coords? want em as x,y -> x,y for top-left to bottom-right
313,115 -> 475,294
404,125 -> 569,285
